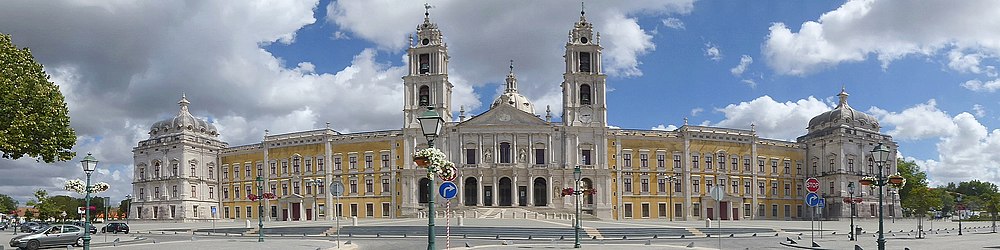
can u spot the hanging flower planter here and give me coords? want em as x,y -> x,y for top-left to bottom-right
64,179 -> 110,194
413,156 -> 430,167
413,148 -> 454,178
888,174 -> 906,188
561,188 -> 575,197
859,176 -> 876,186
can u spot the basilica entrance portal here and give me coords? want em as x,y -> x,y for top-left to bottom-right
464,177 -> 478,206
499,177 -> 512,206
533,177 -> 547,206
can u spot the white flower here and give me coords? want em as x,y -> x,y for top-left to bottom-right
63,179 -> 111,194
414,148 -> 455,179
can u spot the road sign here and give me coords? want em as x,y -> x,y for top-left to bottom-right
330,181 -> 345,196
805,178 -> 820,193
817,198 -> 826,208
78,207 -> 85,215
211,207 -> 217,216
708,186 -> 725,201
805,193 -> 821,207
439,181 -> 458,199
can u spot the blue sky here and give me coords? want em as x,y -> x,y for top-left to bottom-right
1,0 -> 998,203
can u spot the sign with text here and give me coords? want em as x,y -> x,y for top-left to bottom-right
805,178 -> 820,193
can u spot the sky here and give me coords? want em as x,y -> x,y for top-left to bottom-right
1,0 -> 1000,204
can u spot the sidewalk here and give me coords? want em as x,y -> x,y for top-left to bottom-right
90,238 -> 352,250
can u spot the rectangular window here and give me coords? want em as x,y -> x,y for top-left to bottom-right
366,203 -> 374,217
579,52 -> 592,73
191,185 -> 197,198
319,204 -> 325,216
693,203 -> 701,217
235,207 -> 241,219
796,162 -> 802,175
350,180 -> 358,193
784,205 -> 791,218
270,163 -> 276,175
172,185 -> 178,198
758,159 -> 765,172
718,155 -> 725,169
350,204 -> 358,217
674,180 -> 681,193
318,180 -> 325,194
335,157 -> 342,170
771,160 -> 778,174
418,53 -> 430,74
293,181 -> 300,195
692,155 -> 700,169
306,181 -> 313,195
270,183 -> 277,195
657,154 -> 665,169
771,181 -> 778,195
744,158 -> 751,172
772,204 -> 778,217
829,181 -> 834,195
234,165 -> 240,178
623,178 -> 633,193
154,187 -> 160,199
705,154 -> 712,169
305,159 -> 312,172
500,143 -> 511,163
246,206 -> 252,218
758,181 -> 765,195
732,157 -> 739,171
706,179 -> 713,191
658,203 -> 667,218
317,158 -> 324,172
848,158 -> 855,172
382,179 -> 390,193
222,187 -> 229,199
366,179 -> 374,193
209,166 -> 215,179
381,154 -> 390,169
245,164 -> 251,177
640,153 -> 648,168
744,181 -> 751,194
641,203 -> 650,218
271,206 -> 277,218
758,204 -> 765,218
535,149 -> 545,165
623,153 -> 632,168
466,149 -> 477,164
382,203 -> 391,217
693,180 -> 700,194
281,183 -> 288,196
224,207 -> 230,219
658,178 -> 666,193
784,161 -> 791,175
581,150 -> 592,165
732,180 -> 739,194
640,178 -> 649,193
784,183 -> 791,196
244,185 -> 252,197
743,204 -> 751,218
623,203 -> 633,218
674,203 -> 683,218
335,204 -> 342,217
281,161 -> 288,174
365,155 -> 373,169
349,156 -> 357,169
673,155 -> 681,169
256,164 -> 263,177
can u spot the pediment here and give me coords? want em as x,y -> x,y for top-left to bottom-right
458,104 -> 548,127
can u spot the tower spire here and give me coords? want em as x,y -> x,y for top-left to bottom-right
424,3 -> 431,18
178,93 -> 190,114
505,60 -> 518,93
838,87 -> 850,108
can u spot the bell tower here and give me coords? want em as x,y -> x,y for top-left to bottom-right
562,7 -> 607,127
403,4 -> 453,128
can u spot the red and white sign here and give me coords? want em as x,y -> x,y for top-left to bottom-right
805,178 -> 820,193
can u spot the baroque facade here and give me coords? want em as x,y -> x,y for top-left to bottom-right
131,10 -> 901,222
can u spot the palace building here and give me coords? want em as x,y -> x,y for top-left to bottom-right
130,9 -> 901,222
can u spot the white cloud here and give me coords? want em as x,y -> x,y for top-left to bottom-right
661,17 -> 685,30
730,54 -> 753,76
740,79 -> 757,88
961,79 -> 1000,92
704,42 -> 722,61
763,0 -> 1000,77
868,99 -> 958,140
652,124 -> 678,131
973,104 -> 986,118
332,31 -> 350,40
714,95 -> 832,140
690,107 -> 704,117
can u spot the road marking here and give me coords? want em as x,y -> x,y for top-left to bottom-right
523,218 -> 572,227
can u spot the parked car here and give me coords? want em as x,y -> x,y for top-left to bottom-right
9,224 -> 84,250
18,222 -> 46,233
101,222 -> 129,234
70,221 -> 97,234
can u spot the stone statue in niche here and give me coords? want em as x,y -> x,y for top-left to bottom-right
518,148 -> 527,162
484,148 -> 493,163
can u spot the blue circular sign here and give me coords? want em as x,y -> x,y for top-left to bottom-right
439,181 -> 458,200
805,193 -> 821,207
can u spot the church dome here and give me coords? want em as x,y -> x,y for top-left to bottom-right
489,61 -> 535,114
149,94 -> 219,138
807,89 -> 879,130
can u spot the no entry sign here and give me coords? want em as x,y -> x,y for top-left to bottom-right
805,178 -> 820,193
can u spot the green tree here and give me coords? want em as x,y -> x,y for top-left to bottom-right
0,33 -> 76,163
117,199 -> 130,220
897,160 -> 929,216
0,193 -> 18,212
956,180 -> 999,197
25,189 -> 59,220
984,193 -> 999,232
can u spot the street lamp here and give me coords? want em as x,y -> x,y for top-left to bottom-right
124,194 -> 132,226
417,106 -> 444,250
573,166 -> 582,248
957,195 -> 963,236
664,174 -> 680,221
858,143 -> 904,250
80,153 -> 98,250
256,176 -> 265,242
848,182 -> 855,241
306,179 -> 324,221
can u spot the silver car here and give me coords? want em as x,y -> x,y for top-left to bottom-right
9,224 -> 84,250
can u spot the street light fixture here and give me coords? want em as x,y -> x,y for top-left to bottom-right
124,194 -> 132,226
573,166 -> 582,249
80,153 -> 98,250
957,195 -> 963,236
858,143 -> 904,250
664,174 -> 680,221
848,182 -> 855,241
417,106 -> 444,250
306,179 -> 324,221
256,176 -> 265,242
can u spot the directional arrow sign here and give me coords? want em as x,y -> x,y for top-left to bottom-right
439,181 -> 458,200
805,193 -> 821,207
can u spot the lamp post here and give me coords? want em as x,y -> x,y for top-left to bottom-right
124,194 -> 132,226
858,143 -> 904,250
80,153 -> 98,250
573,166 -> 582,248
306,179 -> 324,221
417,106 -> 444,250
957,195 -> 963,236
664,174 -> 680,221
256,176 -> 265,242
848,182 -> 855,241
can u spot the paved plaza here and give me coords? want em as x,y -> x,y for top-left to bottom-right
2,217 -> 995,249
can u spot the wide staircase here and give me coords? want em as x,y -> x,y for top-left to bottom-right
446,207 -> 600,221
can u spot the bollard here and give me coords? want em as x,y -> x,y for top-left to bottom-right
459,216 -> 465,226
500,213 -> 504,219
352,216 -> 358,226
706,218 -> 712,227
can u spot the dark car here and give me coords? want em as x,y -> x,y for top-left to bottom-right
101,222 -> 129,234
19,222 -> 46,233
70,221 -> 97,234
10,224 -> 84,250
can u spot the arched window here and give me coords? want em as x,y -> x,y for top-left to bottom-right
499,142 -> 512,164
580,84 -> 592,105
419,85 -> 430,106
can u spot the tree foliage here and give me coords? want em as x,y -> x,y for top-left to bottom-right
0,193 -> 18,212
25,189 -> 59,220
902,186 -> 941,218
0,33 -> 76,163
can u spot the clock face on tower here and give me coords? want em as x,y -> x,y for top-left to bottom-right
578,106 -> 594,124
